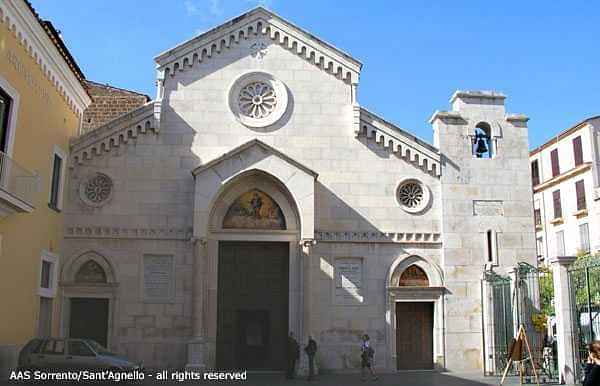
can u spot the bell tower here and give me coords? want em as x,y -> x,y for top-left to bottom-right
430,90 -> 537,371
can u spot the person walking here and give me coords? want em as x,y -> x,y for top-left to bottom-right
305,335 -> 318,381
360,334 -> 378,381
584,341 -> 600,386
286,332 -> 300,379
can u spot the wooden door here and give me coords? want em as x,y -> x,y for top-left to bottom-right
69,298 -> 109,347
216,242 -> 289,370
396,302 -> 434,370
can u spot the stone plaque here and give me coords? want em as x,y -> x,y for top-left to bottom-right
143,255 -> 174,302
335,258 -> 364,304
473,200 -> 504,216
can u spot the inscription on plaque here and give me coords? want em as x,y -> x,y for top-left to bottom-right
143,255 -> 174,302
473,200 -> 504,216
335,258 -> 364,304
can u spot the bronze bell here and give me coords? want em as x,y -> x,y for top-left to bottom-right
475,136 -> 489,157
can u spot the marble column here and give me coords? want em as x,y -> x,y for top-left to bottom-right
550,255 -> 577,385
186,238 -> 208,369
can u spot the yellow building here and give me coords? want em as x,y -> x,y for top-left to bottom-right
0,0 -> 90,375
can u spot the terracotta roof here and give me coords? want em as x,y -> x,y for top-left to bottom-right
23,0 -> 87,85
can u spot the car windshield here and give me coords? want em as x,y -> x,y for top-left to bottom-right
85,340 -> 115,356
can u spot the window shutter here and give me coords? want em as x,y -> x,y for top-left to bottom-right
531,160 -> 540,186
575,180 -> 586,211
551,149 -> 560,177
573,136 -> 583,166
552,190 -> 562,219
534,209 -> 541,226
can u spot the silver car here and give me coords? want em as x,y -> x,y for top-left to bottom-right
19,338 -> 143,371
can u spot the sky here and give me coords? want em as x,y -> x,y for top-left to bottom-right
32,0 -> 600,148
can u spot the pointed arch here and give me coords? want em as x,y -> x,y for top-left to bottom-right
388,254 -> 443,288
62,250 -> 117,284
222,188 -> 286,230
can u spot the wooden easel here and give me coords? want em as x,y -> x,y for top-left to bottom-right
500,324 -> 540,386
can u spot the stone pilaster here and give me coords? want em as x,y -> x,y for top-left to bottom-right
186,238 -> 208,369
550,256 -> 577,385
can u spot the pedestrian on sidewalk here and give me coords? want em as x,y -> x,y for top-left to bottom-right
360,334 -> 378,382
584,341 -> 600,386
305,335 -> 318,381
287,332 -> 300,379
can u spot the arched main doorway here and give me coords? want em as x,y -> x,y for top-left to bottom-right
206,170 -> 302,371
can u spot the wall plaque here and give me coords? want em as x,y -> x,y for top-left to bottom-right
143,255 -> 174,302
335,258 -> 364,304
473,200 -> 504,216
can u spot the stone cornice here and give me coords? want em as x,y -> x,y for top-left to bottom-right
69,102 -> 158,165
65,226 -> 193,241
428,110 -> 465,124
359,108 -> 442,177
155,7 -> 361,84
315,230 -> 441,245
0,0 -> 91,115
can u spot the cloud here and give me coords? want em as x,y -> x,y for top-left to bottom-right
184,0 -> 223,18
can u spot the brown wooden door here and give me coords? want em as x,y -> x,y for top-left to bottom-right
216,242 -> 289,370
69,298 -> 109,347
396,302 -> 434,370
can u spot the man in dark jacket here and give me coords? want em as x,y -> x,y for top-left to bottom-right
286,332 -> 300,379
305,336 -> 317,381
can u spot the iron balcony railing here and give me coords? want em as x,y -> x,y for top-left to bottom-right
0,150 -> 38,207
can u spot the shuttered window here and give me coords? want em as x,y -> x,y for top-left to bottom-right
575,180 -> 586,211
556,231 -> 565,256
551,149 -> 560,177
531,160 -> 540,186
579,223 -> 590,252
534,209 -> 542,226
573,136 -> 583,166
552,190 -> 562,219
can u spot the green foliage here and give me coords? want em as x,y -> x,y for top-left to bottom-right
570,253 -> 600,309
538,267 -> 555,316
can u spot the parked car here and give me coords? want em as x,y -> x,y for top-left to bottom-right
19,338 -> 143,371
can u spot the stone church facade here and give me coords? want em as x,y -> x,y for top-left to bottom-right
60,7 -> 536,372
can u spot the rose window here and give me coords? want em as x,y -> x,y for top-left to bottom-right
80,173 -> 113,206
396,179 -> 430,214
398,182 -> 423,208
238,82 -> 277,119
229,72 -> 288,128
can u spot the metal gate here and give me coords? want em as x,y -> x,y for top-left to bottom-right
482,263 -> 559,383
568,256 -> 600,381
482,270 -> 514,376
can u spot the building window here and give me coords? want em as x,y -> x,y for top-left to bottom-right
551,148 -> 560,177
556,230 -> 565,256
552,190 -> 562,219
579,223 -> 590,253
573,136 -> 583,166
0,87 -> 12,153
485,230 -> 498,265
575,179 -> 586,211
534,208 -> 542,227
531,160 -> 540,186
39,250 -> 58,298
48,147 -> 66,211
472,122 -> 493,158
536,237 -> 544,259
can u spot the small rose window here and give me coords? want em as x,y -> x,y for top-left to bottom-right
396,178 -> 430,213
80,173 -> 113,207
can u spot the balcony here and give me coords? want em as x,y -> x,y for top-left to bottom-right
0,151 -> 38,217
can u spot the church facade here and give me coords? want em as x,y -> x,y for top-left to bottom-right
61,7 -> 536,372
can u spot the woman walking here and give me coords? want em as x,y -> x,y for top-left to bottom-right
360,334 -> 378,381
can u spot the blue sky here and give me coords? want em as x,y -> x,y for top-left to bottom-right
33,0 -> 600,148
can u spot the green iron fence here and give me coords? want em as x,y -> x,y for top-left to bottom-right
568,256 -> 600,382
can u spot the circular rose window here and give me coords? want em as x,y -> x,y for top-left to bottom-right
229,72 -> 288,128
80,173 -> 113,207
396,178 -> 430,213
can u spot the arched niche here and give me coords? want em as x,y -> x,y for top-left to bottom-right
62,251 -> 117,285
398,265 -> 430,287
209,170 -> 300,233
222,189 -> 286,230
388,254 -> 442,288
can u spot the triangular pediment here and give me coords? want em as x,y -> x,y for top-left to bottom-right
154,7 -> 361,84
191,139 -> 318,179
